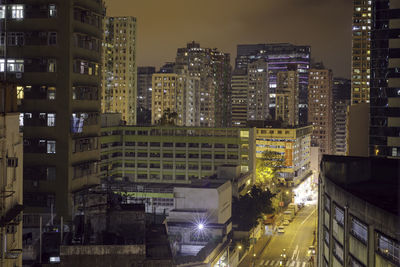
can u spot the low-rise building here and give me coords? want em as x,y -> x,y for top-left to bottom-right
100,114 -> 256,184
165,179 -> 232,266
255,125 -> 312,186
318,155 -> 400,267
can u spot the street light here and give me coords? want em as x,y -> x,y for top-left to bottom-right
197,223 -> 204,230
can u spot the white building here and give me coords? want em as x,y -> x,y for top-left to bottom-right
165,179 -> 232,257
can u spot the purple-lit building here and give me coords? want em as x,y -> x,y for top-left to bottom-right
235,44 -> 311,124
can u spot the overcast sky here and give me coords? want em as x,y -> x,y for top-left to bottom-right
105,0 -> 352,78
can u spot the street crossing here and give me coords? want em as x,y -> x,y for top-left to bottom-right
258,259 -> 310,266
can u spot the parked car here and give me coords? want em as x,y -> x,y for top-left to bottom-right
277,226 -> 285,234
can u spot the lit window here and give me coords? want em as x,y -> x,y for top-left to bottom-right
49,4 -> 57,17
7,59 -> 24,72
17,86 -> 24,99
47,140 -> 56,154
0,5 -> 5,18
11,5 -> 24,19
0,59 -> 5,72
48,59 -> 56,72
47,113 -> 56,127
47,87 -> 56,100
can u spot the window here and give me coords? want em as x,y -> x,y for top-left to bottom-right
48,59 -> 56,72
47,87 -> 56,100
324,226 -> 330,245
7,59 -> 24,72
47,167 -> 56,180
0,5 -> 5,18
47,140 -> 56,154
334,205 -> 344,226
11,5 -> 24,19
377,232 -> 400,265
333,239 -> 344,263
350,216 -> 368,244
349,255 -> 366,267
324,194 -> 330,212
7,32 -> 24,46
49,4 -> 57,17
48,32 -> 57,45
47,113 -> 56,127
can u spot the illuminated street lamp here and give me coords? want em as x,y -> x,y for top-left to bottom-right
197,223 -> 204,230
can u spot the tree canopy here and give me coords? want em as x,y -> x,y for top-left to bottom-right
232,185 -> 275,230
255,150 -> 284,187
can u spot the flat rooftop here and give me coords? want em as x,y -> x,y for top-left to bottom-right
321,155 -> 400,215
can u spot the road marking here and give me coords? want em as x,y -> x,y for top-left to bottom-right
263,260 -> 269,265
302,262 -> 306,267
300,206 -> 316,226
259,260 -> 264,265
289,260 -> 296,267
291,245 -> 298,260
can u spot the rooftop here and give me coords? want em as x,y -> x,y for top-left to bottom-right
321,155 -> 400,215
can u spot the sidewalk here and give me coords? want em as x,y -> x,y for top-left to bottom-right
238,234 -> 272,267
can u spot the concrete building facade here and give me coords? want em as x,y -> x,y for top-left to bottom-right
175,42 -> 231,127
231,69 -> 248,127
275,69 -> 299,126
100,115 -> 256,184
308,68 -> 333,155
235,43 -> 311,123
351,0 -> 372,104
137,66 -> 155,124
0,84 -> 23,267
247,59 -> 269,122
369,0 -> 400,158
318,155 -> 400,267
102,16 -> 137,125
166,179 -> 232,257
2,0 -> 104,219
255,125 -> 312,187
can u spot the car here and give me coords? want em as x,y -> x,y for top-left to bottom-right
308,245 -> 316,256
283,220 -> 290,226
277,226 -> 285,234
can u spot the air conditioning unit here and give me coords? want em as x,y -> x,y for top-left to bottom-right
33,181 -> 38,187
15,73 -> 22,79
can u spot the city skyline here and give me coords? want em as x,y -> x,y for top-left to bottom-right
105,0 -> 352,78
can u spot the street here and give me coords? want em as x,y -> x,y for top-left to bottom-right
241,204 -> 317,267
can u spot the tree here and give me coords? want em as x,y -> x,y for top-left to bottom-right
232,185 -> 275,230
255,150 -> 284,189
158,108 -> 178,126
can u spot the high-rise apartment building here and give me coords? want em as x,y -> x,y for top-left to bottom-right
175,42 -> 231,127
0,84 -> 23,266
102,16 -> 137,125
235,43 -> 310,123
247,59 -> 269,121
332,78 -> 351,155
308,68 -> 333,155
231,69 -> 248,127
333,100 -> 350,155
1,1 -> 104,219
151,72 -> 184,125
137,66 -> 155,124
351,0 -> 372,104
275,68 -> 299,126
369,0 -> 400,158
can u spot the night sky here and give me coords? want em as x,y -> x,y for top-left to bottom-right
105,0 -> 352,78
